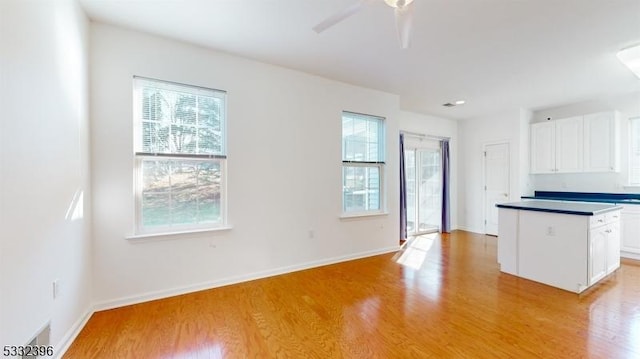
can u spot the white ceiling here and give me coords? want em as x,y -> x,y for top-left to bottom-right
80,0 -> 640,120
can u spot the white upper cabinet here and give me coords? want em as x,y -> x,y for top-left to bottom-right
530,122 -> 556,173
530,117 -> 583,173
530,111 -> 619,174
555,116 -> 583,173
583,111 -> 620,172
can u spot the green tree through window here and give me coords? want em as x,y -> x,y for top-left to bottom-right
134,77 -> 227,233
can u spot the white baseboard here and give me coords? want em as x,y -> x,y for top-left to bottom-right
53,307 -> 93,359
93,245 -> 400,312
455,225 -> 484,234
621,251 -> 640,261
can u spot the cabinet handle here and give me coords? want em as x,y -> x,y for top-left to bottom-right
598,219 -> 604,223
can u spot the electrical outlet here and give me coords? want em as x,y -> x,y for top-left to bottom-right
546,227 -> 555,236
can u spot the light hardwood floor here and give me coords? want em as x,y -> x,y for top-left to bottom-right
64,231 -> 640,358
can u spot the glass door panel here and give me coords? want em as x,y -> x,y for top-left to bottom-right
404,145 -> 441,236
404,150 -> 416,234
417,149 -> 441,233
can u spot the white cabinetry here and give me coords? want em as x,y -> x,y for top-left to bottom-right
588,212 -> 621,285
584,112 -> 620,172
589,225 -> 607,284
530,117 -> 582,173
530,122 -> 555,173
555,116 -> 583,173
530,111 -> 619,174
606,221 -> 621,273
498,206 -> 621,293
621,205 -> 640,258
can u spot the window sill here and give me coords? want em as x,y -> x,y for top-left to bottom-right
339,212 -> 389,220
126,226 -> 232,242
624,185 -> 640,190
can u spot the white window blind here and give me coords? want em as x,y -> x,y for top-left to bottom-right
341,111 -> 385,214
133,77 -> 227,233
630,117 -> 640,185
342,112 -> 385,163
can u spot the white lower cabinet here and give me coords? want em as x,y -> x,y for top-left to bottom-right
498,208 -> 621,293
621,205 -> 640,258
589,225 -> 608,285
589,218 -> 620,286
606,221 -> 621,273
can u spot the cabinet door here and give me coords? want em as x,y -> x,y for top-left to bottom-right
555,116 -> 583,173
584,112 -> 619,172
589,226 -> 608,285
606,221 -> 621,274
531,122 -> 556,174
622,210 -> 640,254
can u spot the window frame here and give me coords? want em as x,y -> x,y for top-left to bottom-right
341,111 -> 386,217
132,76 -> 228,235
629,116 -> 640,186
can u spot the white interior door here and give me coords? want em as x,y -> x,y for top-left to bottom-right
484,143 -> 510,235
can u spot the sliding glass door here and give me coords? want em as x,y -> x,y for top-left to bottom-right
404,145 -> 442,235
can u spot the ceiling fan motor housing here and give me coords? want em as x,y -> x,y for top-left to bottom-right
384,0 -> 414,8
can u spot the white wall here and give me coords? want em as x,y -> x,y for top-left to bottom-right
457,92 -> 640,233
0,0 -> 92,352
531,92 -> 640,193
90,23 -> 407,307
398,111 -> 459,230
457,108 -> 531,233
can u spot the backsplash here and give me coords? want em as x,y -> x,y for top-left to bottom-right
533,191 -> 640,201
531,173 -> 633,194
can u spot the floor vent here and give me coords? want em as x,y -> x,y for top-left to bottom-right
23,323 -> 50,358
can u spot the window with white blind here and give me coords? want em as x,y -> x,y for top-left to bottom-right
133,77 -> 226,234
630,117 -> 640,185
342,111 -> 385,215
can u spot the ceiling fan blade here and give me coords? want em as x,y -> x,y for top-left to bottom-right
395,1 -> 414,49
313,0 -> 373,33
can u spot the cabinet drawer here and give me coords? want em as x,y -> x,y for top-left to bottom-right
608,211 -> 622,222
591,214 -> 607,228
590,211 -> 621,228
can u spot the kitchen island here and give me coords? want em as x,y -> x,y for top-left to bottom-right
497,200 -> 622,293
521,191 -> 640,260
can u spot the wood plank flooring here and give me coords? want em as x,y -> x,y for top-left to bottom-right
64,231 -> 640,358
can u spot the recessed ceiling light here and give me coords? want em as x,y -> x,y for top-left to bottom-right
455,100 -> 466,105
618,44 -> 640,79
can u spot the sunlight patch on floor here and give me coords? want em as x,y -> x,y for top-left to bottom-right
393,233 -> 437,270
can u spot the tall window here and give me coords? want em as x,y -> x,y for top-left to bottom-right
342,111 -> 385,214
630,117 -> 640,185
133,77 -> 226,234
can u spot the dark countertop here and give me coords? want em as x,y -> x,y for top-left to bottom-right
522,191 -> 640,205
496,200 -> 621,216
